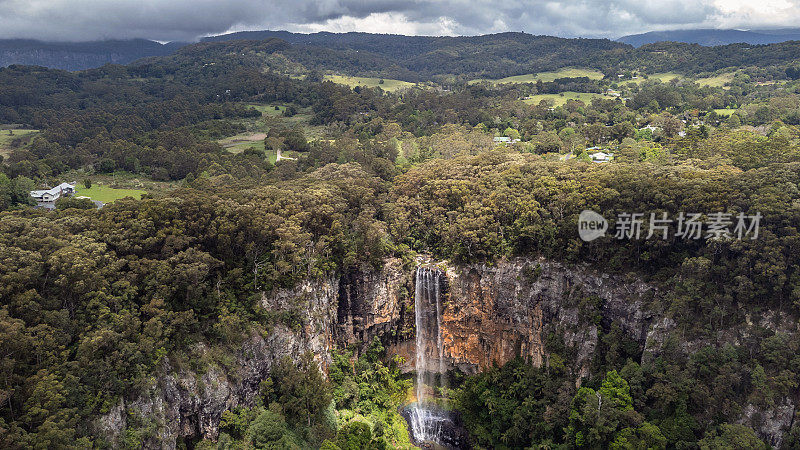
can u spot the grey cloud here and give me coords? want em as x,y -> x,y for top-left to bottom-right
0,0 -> 797,42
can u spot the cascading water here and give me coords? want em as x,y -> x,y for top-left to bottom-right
402,265 -> 470,449
409,266 -> 449,447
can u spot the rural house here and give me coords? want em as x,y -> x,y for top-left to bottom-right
30,182 -> 76,203
493,136 -> 520,144
590,151 -> 613,163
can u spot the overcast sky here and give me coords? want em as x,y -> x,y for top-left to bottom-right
1,0 -> 799,42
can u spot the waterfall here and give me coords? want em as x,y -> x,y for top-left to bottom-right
409,266 -> 448,446
402,265 -> 469,449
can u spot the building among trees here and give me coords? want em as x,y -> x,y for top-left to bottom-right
30,182 -> 75,203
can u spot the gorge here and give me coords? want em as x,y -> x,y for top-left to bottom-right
97,257 -> 798,449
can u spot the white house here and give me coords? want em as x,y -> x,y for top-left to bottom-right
590,151 -> 613,163
30,182 -> 76,203
493,136 -> 521,144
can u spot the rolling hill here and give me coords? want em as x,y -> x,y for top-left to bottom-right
204,31 -> 630,79
2,29 -> 800,81
618,28 -> 800,47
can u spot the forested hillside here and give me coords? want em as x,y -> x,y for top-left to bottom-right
4,30 -> 800,83
204,31 -> 800,80
1,33 -> 800,449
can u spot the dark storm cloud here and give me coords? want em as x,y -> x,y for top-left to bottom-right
0,0 -> 798,42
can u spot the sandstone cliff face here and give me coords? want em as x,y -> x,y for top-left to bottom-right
434,258 -> 656,377
414,258 -> 796,447
334,258 -> 411,348
96,256 -> 797,448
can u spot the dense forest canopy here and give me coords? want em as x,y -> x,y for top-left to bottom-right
1,31 -> 800,449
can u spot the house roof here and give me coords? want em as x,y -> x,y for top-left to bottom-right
30,182 -> 75,199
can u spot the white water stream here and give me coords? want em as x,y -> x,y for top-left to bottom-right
410,266 -> 447,446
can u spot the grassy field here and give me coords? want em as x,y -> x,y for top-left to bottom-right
239,103 -> 328,140
621,73 -> 684,85
713,108 -> 738,116
0,128 -> 39,156
697,73 -> 735,87
219,132 -> 267,151
622,72 -> 733,88
648,73 -> 684,83
523,92 -> 608,106
650,72 -> 681,82
247,104 -> 285,116
61,172 -> 177,195
76,185 -> 146,203
467,69 -> 734,89
226,139 -> 268,156
324,75 -> 415,92
218,132 -> 285,163
472,68 -> 604,85
219,102 -> 328,164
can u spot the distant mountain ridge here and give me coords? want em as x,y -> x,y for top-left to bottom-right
199,30 -> 800,80
618,28 -> 800,47
203,30 -> 626,61
0,31 -> 630,75
0,39 -> 186,71
202,30 -> 629,80
3,28 -> 800,76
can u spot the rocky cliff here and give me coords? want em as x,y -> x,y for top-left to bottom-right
96,256 -> 797,448
0,39 -> 184,70
437,259 -> 655,376
94,328 -> 312,448
93,261 -> 412,448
